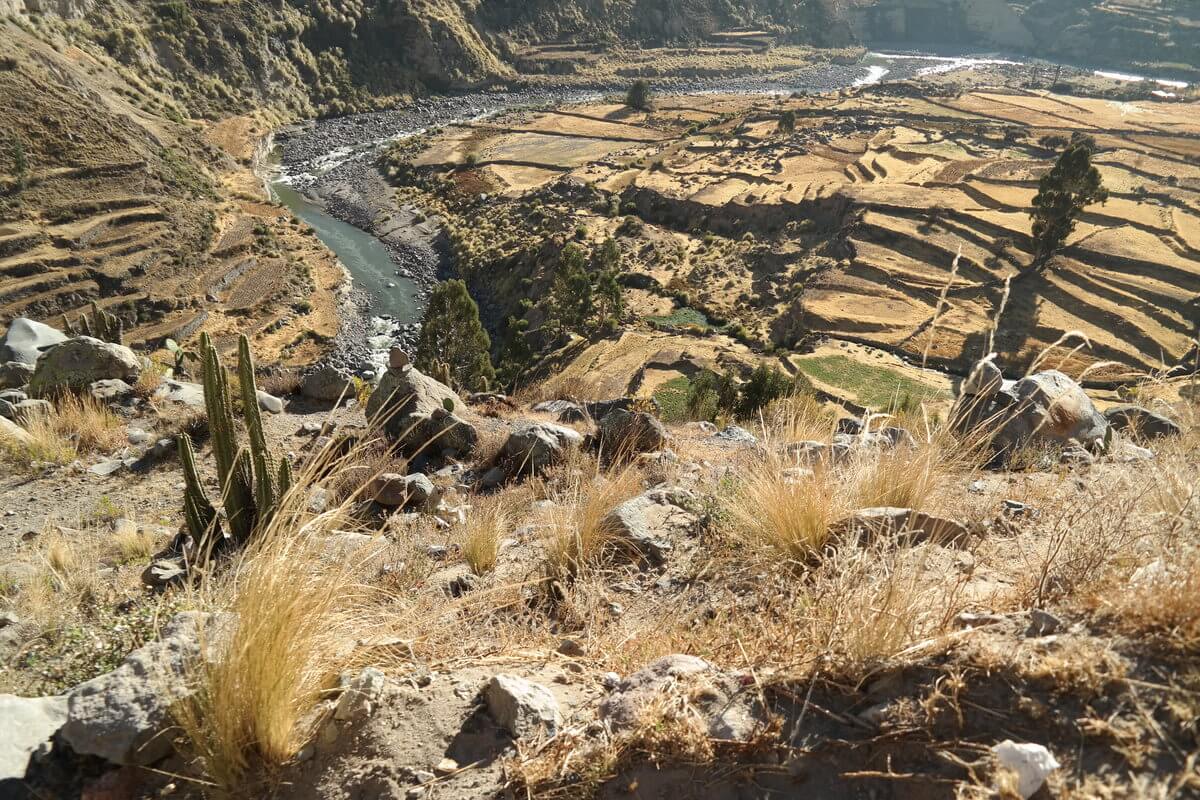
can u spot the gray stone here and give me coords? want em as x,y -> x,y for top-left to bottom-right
0,360 -> 34,390
599,655 -> 762,741
713,425 -> 757,444
256,390 -> 284,414
597,408 -> 668,456
370,472 -> 436,509
141,559 -> 187,589
961,358 -> 1003,397
61,611 -> 230,766
334,667 -> 386,721
13,398 -> 50,422
0,694 -> 68,780
501,422 -> 583,477
833,507 -> 971,546
154,379 -> 204,407
600,490 -> 697,567
89,378 -> 134,402
0,397 -> 13,420
1110,440 -> 1155,462
28,336 -> 141,396
302,364 -> 355,402
992,370 -> 1108,458
484,674 -> 562,738
1104,405 -> 1180,440
0,416 -> 33,448
366,365 -> 477,457
0,318 -> 67,366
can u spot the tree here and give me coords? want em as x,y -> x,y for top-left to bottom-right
686,369 -> 740,421
415,279 -> 495,391
625,79 -> 652,111
737,364 -> 810,418
590,237 -> 624,325
551,243 -> 594,331
777,109 -> 796,135
1029,135 -> 1107,268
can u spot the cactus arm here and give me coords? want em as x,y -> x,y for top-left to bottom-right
179,433 -> 221,559
238,335 -> 277,527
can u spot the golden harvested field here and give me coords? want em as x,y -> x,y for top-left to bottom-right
410,86 -> 1200,388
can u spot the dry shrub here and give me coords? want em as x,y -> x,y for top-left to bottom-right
51,393 -> 124,453
461,495 -> 510,575
329,436 -> 405,504
111,525 -> 159,563
762,392 -> 836,443
727,454 -> 847,563
175,508 -> 368,789
544,460 -> 643,580
1,412 -> 76,469
849,428 -> 973,511
133,359 -> 168,399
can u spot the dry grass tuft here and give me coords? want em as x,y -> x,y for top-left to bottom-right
175,511 -> 367,789
461,495 -> 510,576
52,393 -> 125,453
111,525 -> 158,563
1,412 -> 77,469
544,460 -> 643,580
727,454 -> 846,564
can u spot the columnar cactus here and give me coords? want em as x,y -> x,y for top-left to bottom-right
178,333 -> 289,559
65,301 -> 123,344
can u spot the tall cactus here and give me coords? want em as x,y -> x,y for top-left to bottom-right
178,333 -> 288,559
67,302 -> 123,344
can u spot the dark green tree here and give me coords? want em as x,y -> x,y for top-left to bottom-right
415,279 -> 495,391
625,79 -> 652,111
777,110 -> 796,135
551,243 -> 595,330
737,364 -> 809,418
1029,135 -> 1107,268
686,369 -> 740,421
590,237 -> 624,325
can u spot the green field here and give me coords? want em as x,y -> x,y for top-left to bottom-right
792,354 -> 946,410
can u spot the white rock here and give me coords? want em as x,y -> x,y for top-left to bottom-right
0,694 -> 68,779
992,740 -> 1059,799
334,667 -> 386,721
484,674 -> 561,738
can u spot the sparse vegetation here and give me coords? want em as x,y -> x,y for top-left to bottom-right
625,79 -> 652,111
415,279 -> 496,392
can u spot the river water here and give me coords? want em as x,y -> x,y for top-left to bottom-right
266,50 -> 1190,364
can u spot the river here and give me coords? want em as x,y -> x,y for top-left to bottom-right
265,50 -> 1189,369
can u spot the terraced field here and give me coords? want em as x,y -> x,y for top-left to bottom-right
0,26 -> 342,364
406,82 -> 1200,385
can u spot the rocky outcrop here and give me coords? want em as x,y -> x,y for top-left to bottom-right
302,364 -> 355,402
28,336 -> 141,396
0,694 -> 68,780
61,612 -> 229,766
0,361 -> 34,390
365,356 -> 478,458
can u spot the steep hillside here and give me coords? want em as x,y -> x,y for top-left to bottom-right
852,0 -> 1200,79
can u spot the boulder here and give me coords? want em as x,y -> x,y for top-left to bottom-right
501,422 -> 583,477
369,472 -> 436,509
89,379 -> 134,403
154,379 -> 281,413
28,337 -> 141,396
485,674 -> 561,738
301,365 -> 355,402
597,408 -> 668,456
1103,405 -> 1180,440
61,612 -> 230,766
0,694 -> 68,780
365,365 -> 477,457
12,398 -> 50,422
0,416 -> 33,448
980,370 -> 1108,460
0,318 -> 67,366
600,655 -> 762,741
600,489 -> 696,567
0,361 -> 34,390
833,507 -> 971,546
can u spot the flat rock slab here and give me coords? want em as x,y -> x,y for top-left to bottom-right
0,694 -> 68,780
